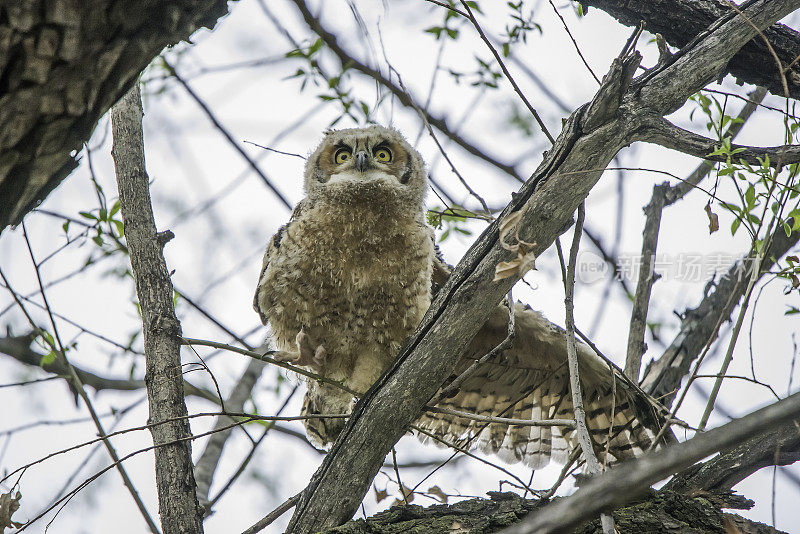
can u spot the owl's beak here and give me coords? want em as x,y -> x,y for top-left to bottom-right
354,150 -> 369,172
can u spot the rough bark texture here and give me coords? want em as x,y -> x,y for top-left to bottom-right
666,423 -> 800,497
0,0 -> 229,233
286,2 -> 800,532
112,83 -> 203,534
323,491 -> 786,534
581,0 -> 800,100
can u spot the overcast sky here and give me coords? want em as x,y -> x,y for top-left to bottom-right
1,1 -> 799,532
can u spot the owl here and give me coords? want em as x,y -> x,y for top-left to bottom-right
253,125 -> 667,468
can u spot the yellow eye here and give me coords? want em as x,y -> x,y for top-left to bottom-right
374,147 -> 392,162
334,148 -> 351,164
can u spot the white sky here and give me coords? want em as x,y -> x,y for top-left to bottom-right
1,1 -> 799,532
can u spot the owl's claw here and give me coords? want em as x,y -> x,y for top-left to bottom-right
277,330 -> 327,371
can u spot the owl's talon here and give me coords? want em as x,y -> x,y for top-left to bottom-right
277,330 -> 326,371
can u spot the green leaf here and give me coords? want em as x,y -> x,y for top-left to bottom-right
308,38 -> 323,56
785,221 -> 792,237
40,351 -> 56,366
79,211 -> 97,221
92,235 -> 104,246
731,217 -> 741,236
109,200 -> 120,217
424,26 -> 443,39
745,184 -> 755,208
62,220 -> 70,234
113,220 -> 125,237
465,1 -> 482,13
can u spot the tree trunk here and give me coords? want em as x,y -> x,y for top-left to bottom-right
112,82 -> 204,534
0,0 -> 229,233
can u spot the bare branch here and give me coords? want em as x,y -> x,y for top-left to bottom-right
194,359 -> 266,511
161,59 -> 292,210
641,223 -> 800,407
640,114 -> 800,167
0,333 -> 219,403
581,0 -> 800,99
624,183 -> 668,381
112,82 -> 204,533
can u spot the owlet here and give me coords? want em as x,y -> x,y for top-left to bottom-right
253,125 -> 666,468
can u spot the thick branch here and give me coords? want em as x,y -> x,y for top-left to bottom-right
500,390 -> 800,534
112,83 -> 204,533
665,419 -> 800,495
322,491 -> 786,534
0,333 -> 219,403
286,2 -> 800,531
194,359 -> 266,511
640,115 -> 800,167
581,0 -> 800,100
0,0 -> 229,234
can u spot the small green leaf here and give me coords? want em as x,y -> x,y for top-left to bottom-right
745,184 -> 755,207
308,38 -> 323,56
40,351 -> 56,366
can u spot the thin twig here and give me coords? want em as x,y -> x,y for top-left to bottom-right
459,0 -> 555,144
161,57 -> 292,210
547,0 -> 601,84
562,203 -> 615,534
241,493 -> 302,534
19,223 -> 161,534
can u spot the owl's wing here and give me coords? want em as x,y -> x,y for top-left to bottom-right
253,201 -> 310,324
415,303 -> 670,469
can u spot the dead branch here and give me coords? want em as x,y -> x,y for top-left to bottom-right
112,83 -> 204,533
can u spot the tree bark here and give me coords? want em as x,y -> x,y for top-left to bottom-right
322,491 -> 786,534
0,0 -> 229,233
581,0 -> 800,100
112,83 -> 204,534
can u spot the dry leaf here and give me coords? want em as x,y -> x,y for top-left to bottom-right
705,203 -> 719,234
0,490 -> 23,532
391,483 -> 414,507
427,485 -> 448,504
494,209 -> 537,281
374,486 -> 389,503
498,210 -> 523,249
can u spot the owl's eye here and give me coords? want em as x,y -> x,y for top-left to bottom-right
334,147 -> 352,164
373,146 -> 392,162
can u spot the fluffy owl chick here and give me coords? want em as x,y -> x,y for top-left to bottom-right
253,125 -> 434,445
254,125 -> 667,465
